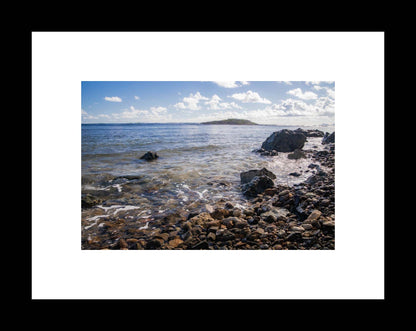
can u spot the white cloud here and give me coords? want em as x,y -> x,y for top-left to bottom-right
229,90 -> 272,104
134,96 -> 140,100
204,94 -> 242,110
277,81 -> 293,85
325,87 -> 335,99
104,96 -> 122,102
150,106 -> 167,114
213,81 -> 250,88
174,91 -> 209,110
287,88 -> 318,100
306,81 -> 335,85
109,106 -> 171,122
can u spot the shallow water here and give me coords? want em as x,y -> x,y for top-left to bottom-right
82,123 -> 334,229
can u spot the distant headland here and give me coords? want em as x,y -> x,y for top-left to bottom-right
200,118 -> 258,125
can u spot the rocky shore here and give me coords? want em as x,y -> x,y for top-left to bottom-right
82,129 -> 335,250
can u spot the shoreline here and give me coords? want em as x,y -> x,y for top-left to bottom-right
81,133 -> 335,250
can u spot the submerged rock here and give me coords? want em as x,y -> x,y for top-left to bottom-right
287,149 -> 306,160
261,129 -> 307,152
140,151 -> 159,161
81,193 -> 102,208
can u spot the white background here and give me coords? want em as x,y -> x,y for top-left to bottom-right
32,32 -> 384,299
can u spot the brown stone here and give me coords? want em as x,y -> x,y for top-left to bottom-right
167,238 -> 183,248
119,238 -> 128,249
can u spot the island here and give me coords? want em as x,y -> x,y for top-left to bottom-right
200,118 -> 258,125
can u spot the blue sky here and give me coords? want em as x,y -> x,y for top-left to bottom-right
81,81 -> 335,125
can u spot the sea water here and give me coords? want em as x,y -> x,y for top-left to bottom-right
81,123 -> 334,227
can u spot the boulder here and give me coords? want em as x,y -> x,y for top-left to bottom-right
322,132 -> 335,144
261,129 -> 307,152
140,151 -> 159,161
241,175 -> 274,197
240,168 -> 276,184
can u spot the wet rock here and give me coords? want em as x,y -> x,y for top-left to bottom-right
241,175 -> 274,197
294,128 -> 325,138
81,193 -> 102,208
264,187 -> 278,196
253,148 -> 279,156
192,240 -> 209,250
304,210 -> 322,223
140,151 -> 159,161
287,149 -> 306,160
289,172 -> 301,177
260,129 -> 307,153
232,208 -> 242,217
322,132 -> 335,144
146,238 -> 164,249
166,238 -> 183,249
118,238 -> 128,249
210,208 -> 229,220
240,168 -> 276,184
216,229 -> 235,241
207,232 -> 216,241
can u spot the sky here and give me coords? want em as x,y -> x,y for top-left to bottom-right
81,81 -> 335,126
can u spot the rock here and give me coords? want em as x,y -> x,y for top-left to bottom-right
232,208 -> 242,217
205,204 -> 214,214
81,193 -> 102,208
286,232 -> 303,242
322,220 -> 335,228
240,168 -> 276,184
241,175 -> 274,197
260,129 -> 307,152
322,132 -> 335,144
261,211 -> 277,223
216,229 -> 235,241
146,238 -> 164,249
210,208 -> 229,220
264,187 -> 278,196
207,232 -> 216,241
289,172 -> 301,177
140,151 -> 159,161
192,240 -> 209,249
118,238 -> 128,249
290,226 -> 305,232
294,128 -> 325,137
305,210 -> 322,223
287,149 -> 306,160
167,238 -> 183,248
254,148 -> 279,156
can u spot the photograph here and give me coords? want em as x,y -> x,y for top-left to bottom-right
81,80 -> 335,250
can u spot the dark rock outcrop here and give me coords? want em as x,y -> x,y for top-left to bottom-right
294,128 -> 325,137
322,132 -> 335,144
241,175 -> 274,197
240,168 -> 276,184
140,151 -> 159,161
240,168 -> 276,197
261,129 -> 307,153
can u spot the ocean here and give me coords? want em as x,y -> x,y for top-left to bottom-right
82,123 -> 334,227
